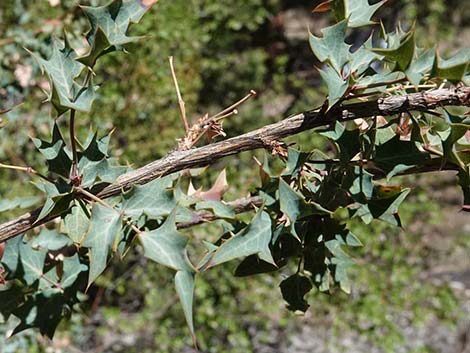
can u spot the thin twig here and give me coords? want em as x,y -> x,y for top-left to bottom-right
209,90 -> 257,120
77,187 -> 142,235
0,162 -> 53,183
169,56 -> 189,132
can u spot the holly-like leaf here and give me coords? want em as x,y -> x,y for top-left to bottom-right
61,201 -> 90,244
432,48 -> 470,82
82,204 -> 123,287
204,210 -> 274,269
18,239 -> 49,286
122,176 -> 177,220
0,196 -> 41,213
353,187 -> 411,226
309,20 -> 351,74
31,229 -> 72,251
406,47 -> 435,85
61,254 -> 88,288
372,27 -> 415,70
32,123 -> 72,178
280,273 -> 312,313
29,37 -> 94,115
78,0 -> 158,66
319,65 -> 349,108
374,135 -> 430,179
139,213 -> 192,271
175,270 -> 197,345
332,0 -> 386,28
195,200 -> 235,219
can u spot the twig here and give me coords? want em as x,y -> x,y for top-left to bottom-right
77,187 -> 142,236
0,162 -> 53,183
209,90 -> 257,120
0,87 -> 469,241
169,56 -> 189,132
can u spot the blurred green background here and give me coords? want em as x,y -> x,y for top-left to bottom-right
0,0 -> 469,352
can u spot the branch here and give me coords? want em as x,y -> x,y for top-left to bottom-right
0,87 -> 469,242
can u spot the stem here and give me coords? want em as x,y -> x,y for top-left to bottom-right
209,90 -> 257,120
169,56 -> 189,132
0,162 -> 53,183
69,109 -> 79,183
77,187 -> 142,235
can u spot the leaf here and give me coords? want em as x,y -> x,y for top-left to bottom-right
139,213 -> 192,271
354,187 -> 411,226
61,254 -> 87,288
61,201 -> 90,244
319,65 -> 348,108
175,271 -> 197,345
195,200 -> 235,219
234,255 -> 279,277
280,274 -> 312,313
31,229 -> 72,251
29,36 -> 94,115
1,236 -> 23,278
193,169 -> 229,201
18,239 -> 48,286
78,131 -> 128,187
375,135 -> 430,179
432,48 -> 470,82
78,0 -> 157,66
122,175 -> 176,220
0,196 -> 41,213
312,1 -> 332,13
32,123 -> 72,178
82,204 -> 122,287
332,0 -> 386,28
205,210 -> 274,269
309,20 -> 351,74
279,179 -> 302,239
406,47 -> 435,85
372,27 -> 415,70
325,238 -> 354,293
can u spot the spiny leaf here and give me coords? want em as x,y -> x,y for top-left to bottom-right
374,135 -> 430,179
280,273 -> 312,313
432,48 -> 470,82
78,0 -> 158,66
309,20 -> 351,74
32,123 -> 71,178
61,201 -> 90,244
29,36 -> 94,115
122,175 -> 177,220
0,196 -> 41,213
139,213 -> 192,271
204,210 -> 274,269
406,47 -> 435,85
31,229 -> 72,251
61,254 -> 88,288
332,0 -> 386,28
319,65 -> 348,108
371,27 -> 415,70
82,204 -> 122,287
175,270 -> 197,345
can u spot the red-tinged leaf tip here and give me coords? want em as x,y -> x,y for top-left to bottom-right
139,0 -> 158,8
312,0 -> 332,13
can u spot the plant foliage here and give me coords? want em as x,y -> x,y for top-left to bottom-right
0,0 -> 469,344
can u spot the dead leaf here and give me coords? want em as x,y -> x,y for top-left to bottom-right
313,1 -> 332,13
199,169 -> 229,201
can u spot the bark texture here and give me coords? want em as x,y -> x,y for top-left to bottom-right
0,87 -> 469,242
